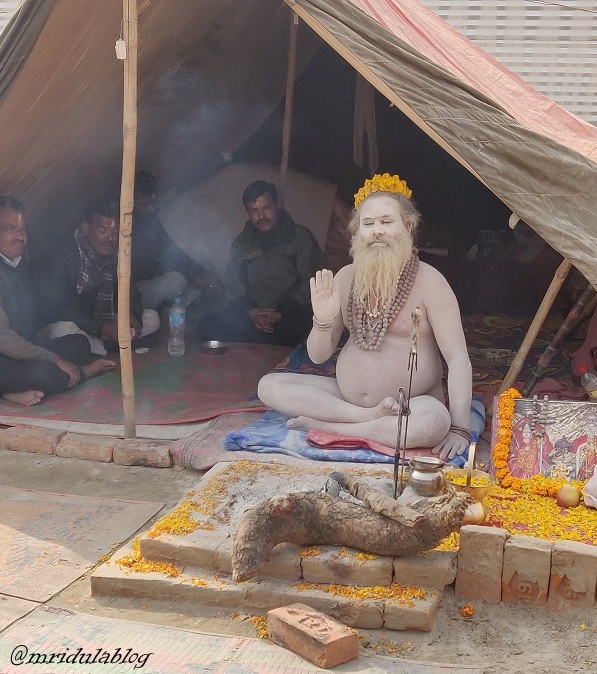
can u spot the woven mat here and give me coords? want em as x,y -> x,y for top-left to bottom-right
0,605 -> 482,673
0,342 -> 288,426
0,486 -> 163,602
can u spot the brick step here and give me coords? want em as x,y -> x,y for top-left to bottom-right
91,543 -> 442,632
139,527 -> 457,589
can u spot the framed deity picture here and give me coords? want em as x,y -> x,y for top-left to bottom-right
491,397 -> 597,481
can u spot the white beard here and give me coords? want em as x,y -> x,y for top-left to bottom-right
350,231 -> 413,306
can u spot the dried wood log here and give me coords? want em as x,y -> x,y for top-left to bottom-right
231,482 -> 469,582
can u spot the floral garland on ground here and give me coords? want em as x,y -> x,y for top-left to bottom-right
493,387 -> 586,497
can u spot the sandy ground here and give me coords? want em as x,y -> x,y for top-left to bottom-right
1,448 -> 596,674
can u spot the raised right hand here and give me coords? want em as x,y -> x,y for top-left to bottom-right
310,269 -> 341,323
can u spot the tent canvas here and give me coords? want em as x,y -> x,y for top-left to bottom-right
0,0 -> 595,279
0,0 -> 596,426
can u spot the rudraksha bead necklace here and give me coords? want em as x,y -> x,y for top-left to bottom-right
347,254 -> 419,350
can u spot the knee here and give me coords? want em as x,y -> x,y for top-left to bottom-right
31,360 -> 69,394
416,397 -> 451,446
257,373 -> 280,406
142,309 -> 160,335
163,271 -> 187,296
47,321 -> 80,339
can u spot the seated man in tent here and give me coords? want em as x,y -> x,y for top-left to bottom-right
132,171 -> 220,311
0,196 -> 114,406
38,197 -> 159,356
257,174 -> 472,460
198,180 -> 324,347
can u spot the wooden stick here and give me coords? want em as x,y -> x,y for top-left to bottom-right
522,283 -> 596,396
498,258 -> 572,394
278,11 -> 298,209
117,0 -> 138,438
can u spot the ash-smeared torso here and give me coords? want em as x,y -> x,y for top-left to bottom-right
335,261 -> 444,407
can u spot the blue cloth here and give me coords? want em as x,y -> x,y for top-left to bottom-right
225,397 -> 486,466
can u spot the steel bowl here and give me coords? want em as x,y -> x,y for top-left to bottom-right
199,340 -> 228,355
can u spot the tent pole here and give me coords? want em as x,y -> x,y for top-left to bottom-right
117,0 -> 138,438
498,258 -> 572,394
279,11 -> 298,209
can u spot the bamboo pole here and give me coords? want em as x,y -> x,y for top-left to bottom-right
279,11 -> 298,208
117,0 -> 138,438
522,283 -> 596,396
498,258 -> 572,394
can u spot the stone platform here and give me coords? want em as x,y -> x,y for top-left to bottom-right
91,460 -> 457,632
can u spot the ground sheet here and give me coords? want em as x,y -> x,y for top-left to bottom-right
0,486 -> 163,603
0,343 -> 289,426
0,605 -> 482,673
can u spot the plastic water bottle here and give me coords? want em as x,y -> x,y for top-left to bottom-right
579,364 -> 597,400
168,296 -> 185,356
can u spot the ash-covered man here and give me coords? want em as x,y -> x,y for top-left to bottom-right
0,196 -> 114,406
258,174 -> 472,460
199,180 -> 324,346
38,197 -> 159,355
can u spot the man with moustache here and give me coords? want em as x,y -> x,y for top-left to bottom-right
258,174 -> 472,460
199,180 -> 323,346
0,196 -> 114,406
38,197 -> 159,356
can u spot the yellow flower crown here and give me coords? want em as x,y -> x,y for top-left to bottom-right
354,172 -> 412,208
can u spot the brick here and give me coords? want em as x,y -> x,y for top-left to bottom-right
267,603 -> 359,669
113,439 -> 173,467
547,540 -> 597,610
502,535 -> 552,605
140,530 -> 231,571
55,432 -> 115,462
455,525 -> 509,604
383,589 -> 441,631
0,427 -> 64,454
393,550 -> 457,590
301,546 -> 393,587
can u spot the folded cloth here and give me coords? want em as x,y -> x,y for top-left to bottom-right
225,410 -> 394,464
225,397 -> 486,467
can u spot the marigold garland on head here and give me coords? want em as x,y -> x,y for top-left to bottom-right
354,172 -> 412,208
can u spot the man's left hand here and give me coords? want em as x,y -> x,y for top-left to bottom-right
432,431 -> 469,461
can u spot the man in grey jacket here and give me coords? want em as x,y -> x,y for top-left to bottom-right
0,197 -> 114,406
198,181 -> 323,346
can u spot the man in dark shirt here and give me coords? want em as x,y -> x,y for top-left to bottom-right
0,196 -> 114,406
198,180 -> 324,346
132,171 -> 219,310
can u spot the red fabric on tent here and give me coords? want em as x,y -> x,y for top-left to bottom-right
351,0 -> 597,163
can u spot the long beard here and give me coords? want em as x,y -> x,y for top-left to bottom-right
350,232 -> 413,306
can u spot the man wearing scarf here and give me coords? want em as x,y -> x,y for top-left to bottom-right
0,196 -> 114,406
198,180 -> 323,346
38,198 -> 159,355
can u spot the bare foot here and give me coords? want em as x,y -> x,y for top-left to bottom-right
82,359 -> 117,379
2,390 -> 45,406
287,415 -> 317,430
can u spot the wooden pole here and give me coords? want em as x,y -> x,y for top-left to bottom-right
498,258 -> 572,394
117,0 -> 138,438
279,11 -> 298,209
522,283 -> 596,396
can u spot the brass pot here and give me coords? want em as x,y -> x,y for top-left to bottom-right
408,456 -> 446,497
